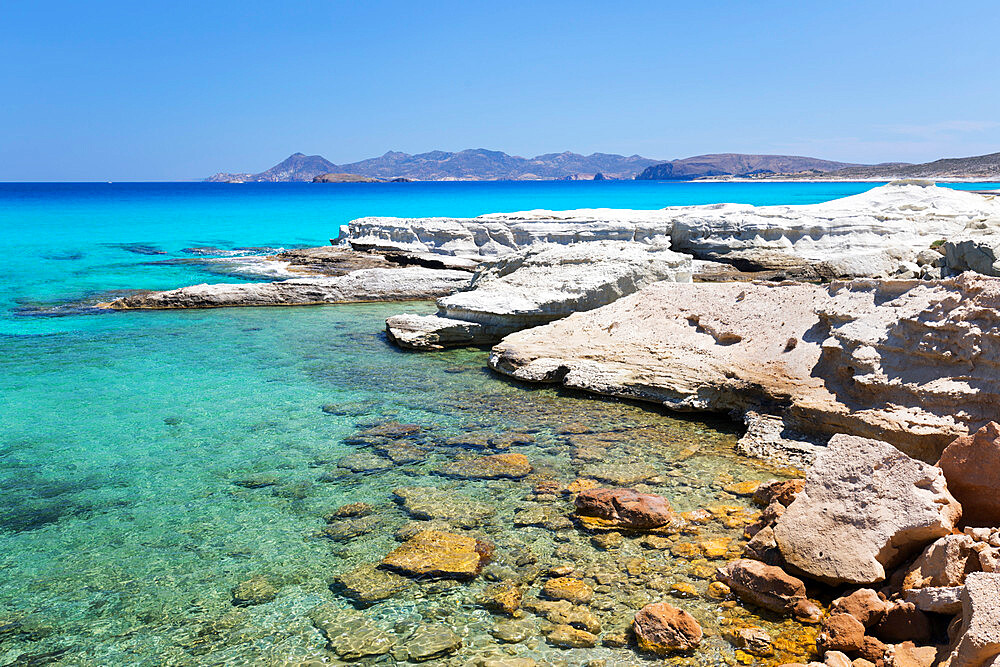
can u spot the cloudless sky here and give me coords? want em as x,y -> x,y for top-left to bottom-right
2,0 -> 999,180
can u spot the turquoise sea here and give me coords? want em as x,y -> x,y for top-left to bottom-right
2,180 -> 997,666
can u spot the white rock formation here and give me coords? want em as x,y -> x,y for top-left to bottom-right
100,268 -> 472,309
386,241 -> 692,350
488,273 -> 1000,460
347,182 -> 1000,278
771,434 -> 961,585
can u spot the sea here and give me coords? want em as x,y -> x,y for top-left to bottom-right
2,180 -> 996,666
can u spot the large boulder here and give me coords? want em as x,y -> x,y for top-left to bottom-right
773,434 -> 961,585
903,534 -> 980,589
938,422 -> 1000,526
715,559 -> 822,622
633,602 -> 703,654
387,241 -> 692,349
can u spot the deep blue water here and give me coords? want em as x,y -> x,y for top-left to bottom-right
2,180 -> 997,665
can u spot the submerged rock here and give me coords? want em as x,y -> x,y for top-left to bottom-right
546,624 -> 598,648
402,624 -> 463,662
574,488 -> 675,532
773,434 -> 961,585
715,559 -> 822,622
101,267 -> 471,309
334,563 -> 411,604
380,529 -> 489,579
541,577 -> 593,605
633,602 -> 703,654
392,485 -> 495,528
436,452 -> 532,479
489,274 -> 1000,461
231,575 -> 279,607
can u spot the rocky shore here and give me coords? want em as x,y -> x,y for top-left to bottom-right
100,267 -> 471,309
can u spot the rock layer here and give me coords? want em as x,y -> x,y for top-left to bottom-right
489,274 -> 1000,460
102,267 -> 471,309
773,434 -> 961,585
349,182 -> 1000,278
386,241 -> 692,349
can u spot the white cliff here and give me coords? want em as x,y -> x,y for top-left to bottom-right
385,241 -> 692,350
489,273 -> 1000,461
347,182 -> 1000,279
100,268 -> 472,310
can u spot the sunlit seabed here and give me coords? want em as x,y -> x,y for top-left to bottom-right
5,181 -> 998,665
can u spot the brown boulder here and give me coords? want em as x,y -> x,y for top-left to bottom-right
716,559 -> 822,622
832,588 -> 888,628
574,488 -> 674,531
754,479 -> 806,507
938,422 -> 1000,527
633,602 -> 703,654
818,613 -> 865,653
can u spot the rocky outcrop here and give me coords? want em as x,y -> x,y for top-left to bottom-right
101,267 -> 471,309
773,435 -> 961,585
938,423 -> 1000,526
349,182 -> 1000,279
386,241 -> 692,349
489,274 -> 1000,461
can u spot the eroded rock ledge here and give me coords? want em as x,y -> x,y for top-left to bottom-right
347,182 -> 1000,280
100,268 -> 472,310
488,273 -> 1000,461
386,241 -> 692,349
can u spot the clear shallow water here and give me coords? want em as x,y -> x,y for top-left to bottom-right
2,181 -> 997,666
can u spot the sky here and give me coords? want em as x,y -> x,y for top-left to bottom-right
2,0 -> 999,180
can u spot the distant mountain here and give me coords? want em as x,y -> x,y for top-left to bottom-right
817,151 -> 1000,180
207,149 -> 662,182
207,153 -> 337,182
635,153 -> 861,180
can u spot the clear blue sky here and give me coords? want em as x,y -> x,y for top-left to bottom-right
2,0 -> 998,180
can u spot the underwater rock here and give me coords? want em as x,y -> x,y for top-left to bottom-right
480,581 -> 523,616
312,608 -> 393,660
230,574 -> 279,606
541,577 -> 593,605
774,434 -> 961,585
716,559 -> 822,622
392,486 -> 495,528
938,422 -> 1000,526
333,563 -> 411,605
523,599 -> 602,634
436,452 -> 532,479
490,619 -> 535,643
380,529 -> 489,579
402,624 -> 463,662
633,602 -> 703,654
574,488 -> 675,531
325,502 -> 374,519
359,421 -> 424,439
577,463 -> 658,486
546,624 -> 598,648
336,451 -> 392,473
320,514 -> 381,541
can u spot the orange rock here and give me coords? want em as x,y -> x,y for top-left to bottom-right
633,602 -> 702,654
380,529 -> 485,579
541,577 -> 593,605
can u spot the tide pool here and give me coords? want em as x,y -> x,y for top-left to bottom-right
2,180 -> 996,666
